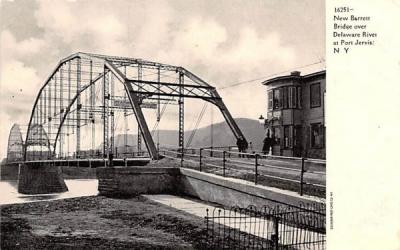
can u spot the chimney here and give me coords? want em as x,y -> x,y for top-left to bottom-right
290,71 -> 301,76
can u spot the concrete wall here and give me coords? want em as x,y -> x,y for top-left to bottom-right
97,167 -> 180,197
0,164 -> 19,180
97,166 -> 324,208
179,168 -> 323,208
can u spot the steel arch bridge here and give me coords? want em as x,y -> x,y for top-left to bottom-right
15,52 -> 246,163
6,124 -> 25,163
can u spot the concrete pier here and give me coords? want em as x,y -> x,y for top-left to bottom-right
0,163 -> 19,180
18,164 -> 68,194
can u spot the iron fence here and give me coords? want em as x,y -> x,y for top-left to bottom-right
203,203 -> 326,249
160,147 -> 326,197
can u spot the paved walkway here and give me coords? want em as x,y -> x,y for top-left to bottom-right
143,194 -> 214,218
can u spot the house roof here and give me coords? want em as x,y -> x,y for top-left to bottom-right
262,70 -> 326,85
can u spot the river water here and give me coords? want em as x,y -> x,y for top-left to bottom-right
0,179 -> 98,205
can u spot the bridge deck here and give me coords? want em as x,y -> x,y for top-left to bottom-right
10,158 -> 151,167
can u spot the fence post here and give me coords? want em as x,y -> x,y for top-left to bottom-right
273,216 -> 279,250
180,148 -> 184,167
222,151 -> 226,177
205,208 -> 210,247
254,154 -> 259,184
300,157 -> 305,196
210,146 -> 213,157
199,148 -> 203,172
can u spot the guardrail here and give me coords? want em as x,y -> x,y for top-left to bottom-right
160,147 -> 326,197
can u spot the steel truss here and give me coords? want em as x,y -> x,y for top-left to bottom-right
24,52 -> 246,161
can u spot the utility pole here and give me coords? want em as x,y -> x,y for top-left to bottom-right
137,64 -> 142,155
103,66 -> 110,166
178,71 -> 184,157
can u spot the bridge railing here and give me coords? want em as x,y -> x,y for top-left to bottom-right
20,150 -> 151,168
160,147 -> 326,197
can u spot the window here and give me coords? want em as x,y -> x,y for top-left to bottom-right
268,91 -> 273,110
283,126 -> 293,148
310,123 -> 324,148
310,83 -> 321,108
271,86 -> 302,110
297,86 -> 302,108
273,89 -> 282,110
282,87 -> 288,109
294,125 -> 302,147
289,87 -> 297,108
273,127 -> 280,145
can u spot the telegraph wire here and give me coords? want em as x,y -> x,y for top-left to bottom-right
218,60 -> 325,90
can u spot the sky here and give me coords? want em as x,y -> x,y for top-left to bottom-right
0,0 -> 325,158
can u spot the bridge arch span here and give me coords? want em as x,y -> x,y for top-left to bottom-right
24,52 -> 246,161
6,124 -> 24,163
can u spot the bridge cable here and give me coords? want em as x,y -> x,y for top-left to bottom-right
151,100 -> 170,137
186,102 -> 208,148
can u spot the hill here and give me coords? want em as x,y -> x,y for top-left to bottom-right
112,118 -> 265,152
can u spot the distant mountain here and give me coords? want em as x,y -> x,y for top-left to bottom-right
111,118 -> 266,152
